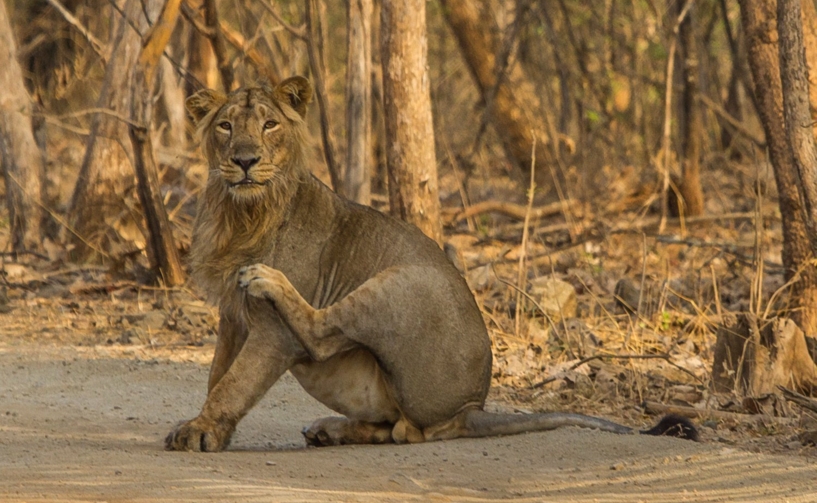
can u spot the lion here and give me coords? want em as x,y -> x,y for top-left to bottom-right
165,76 -> 697,452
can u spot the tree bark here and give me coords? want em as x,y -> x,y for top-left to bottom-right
0,0 -> 45,253
677,0 -> 705,216
343,0 -> 373,205
128,0 -> 184,286
438,0 -> 550,183
380,0 -> 442,244
778,0 -> 817,239
739,0 -> 817,336
800,0 -> 817,139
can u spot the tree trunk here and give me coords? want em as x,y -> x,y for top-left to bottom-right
380,0 -> 442,244
159,56 -> 187,150
677,0 -> 705,217
128,0 -> 184,286
778,0 -> 817,238
183,0 -> 213,95
800,0 -> 817,139
305,0 -> 343,196
343,0 -> 373,205
713,314 -> 817,395
68,0 -> 160,261
739,0 -> 817,336
203,0 -> 233,91
0,0 -> 44,254
438,0 -> 550,184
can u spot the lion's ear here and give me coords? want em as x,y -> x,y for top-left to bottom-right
185,89 -> 227,124
275,76 -> 313,118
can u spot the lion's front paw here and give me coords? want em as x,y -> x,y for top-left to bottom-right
238,264 -> 268,290
165,417 -> 233,452
238,264 -> 287,299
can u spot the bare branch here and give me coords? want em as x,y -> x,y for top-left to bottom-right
261,1 -> 307,40
45,0 -> 106,60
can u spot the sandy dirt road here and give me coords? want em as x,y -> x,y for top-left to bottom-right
1,343 -> 815,503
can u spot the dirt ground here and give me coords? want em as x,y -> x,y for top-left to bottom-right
0,338 -> 815,503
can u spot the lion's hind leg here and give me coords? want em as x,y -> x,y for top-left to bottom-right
302,417 -> 394,446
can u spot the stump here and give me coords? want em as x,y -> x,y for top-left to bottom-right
712,314 -> 817,395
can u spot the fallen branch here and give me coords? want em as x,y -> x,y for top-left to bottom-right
468,212 -> 780,269
529,353 -> 701,389
642,400 -> 797,425
778,385 -> 817,414
451,200 -> 571,223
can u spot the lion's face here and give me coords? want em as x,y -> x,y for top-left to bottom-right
186,77 -> 313,204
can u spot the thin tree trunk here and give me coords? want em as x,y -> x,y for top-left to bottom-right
68,0 -> 157,261
128,0 -> 184,286
184,0 -> 213,95
778,0 -> 817,239
305,0 -> 343,196
800,0 -> 817,139
677,0 -> 705,216
719,0 -> 743,152
343,0 -> 373,205
0,0 -> 44,253
159,56 -> 187,149
439,0 -> 550,184
739,0 -> 817,336
203,0 -> 233,91
381,0 -> 442,244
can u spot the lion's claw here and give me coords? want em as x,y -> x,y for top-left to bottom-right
237,264 -> 290,301
237,264 -> 266,292
165,417 -> 232,452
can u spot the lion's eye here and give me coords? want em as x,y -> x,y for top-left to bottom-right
264,120 -> 279,131
218,122 -> 231,131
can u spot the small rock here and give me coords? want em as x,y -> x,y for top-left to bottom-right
142,310 -> 167,330
123,311 -> 167,331
119,328 -> 143,345
530,277 -> 577,323
465,265 -> 493,292
265,461 -> 277,466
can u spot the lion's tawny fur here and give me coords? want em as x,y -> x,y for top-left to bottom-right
164,77 -> 696,452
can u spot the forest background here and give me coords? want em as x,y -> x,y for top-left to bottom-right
2,0 -> 817,454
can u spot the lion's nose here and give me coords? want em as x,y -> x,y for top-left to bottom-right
231,156 -> 260,173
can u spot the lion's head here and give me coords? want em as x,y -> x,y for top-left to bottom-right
186,77 -> 314,205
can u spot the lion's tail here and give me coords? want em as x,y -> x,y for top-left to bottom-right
451,410 -> 698,441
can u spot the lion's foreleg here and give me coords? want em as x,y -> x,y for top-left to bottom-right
208,312 -> 248,392
238,264 -> 355,361
165,312 -> 294,452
